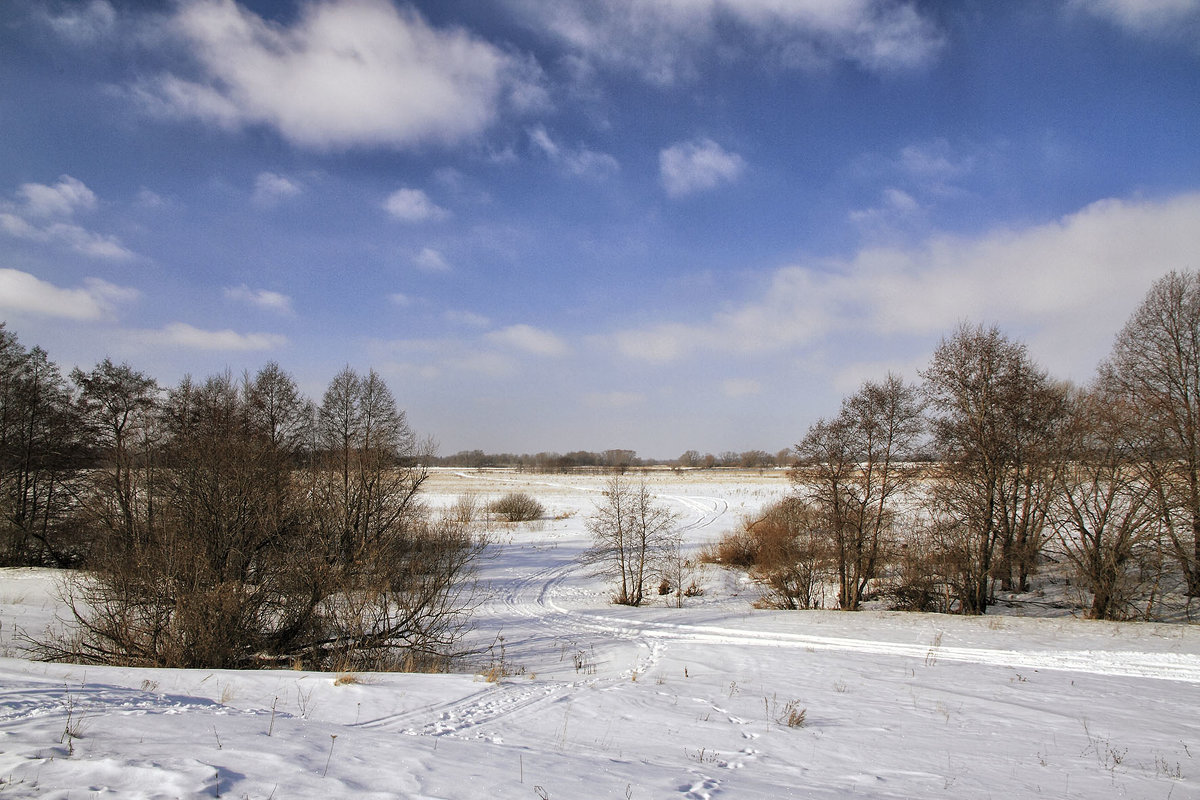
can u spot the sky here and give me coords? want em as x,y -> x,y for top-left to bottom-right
1,0 -> 1199,459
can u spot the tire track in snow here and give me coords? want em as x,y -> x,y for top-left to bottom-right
435,470 -> 1200,743
537,608 -> 1200,684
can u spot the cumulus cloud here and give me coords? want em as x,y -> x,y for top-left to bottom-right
505,0 -> 943,84
485,323 -> 569,356
611,191 -> 1200,378
134,0 -> 544,150
252,172 -> 303,207
17,176 -> 97,218
897,139 -> 975,183
134,188 -> 169,209
659,138 -> 745,198
528,125 -> 620,179
412,247 -> 452,272
0,218 -> 135,260
444,310 -> 491,328
224,284 -> 294,314
0,176 -> 135,260
849,187 -> 922,231
0,269 -> 138,320
1071,0 -> 1200,36
385,189 -> 450,223
155,322 -> 286,351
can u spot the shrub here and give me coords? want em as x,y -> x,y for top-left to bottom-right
487,492 -> 545,522
704,497 -> 831,609
699,529 -> 758,567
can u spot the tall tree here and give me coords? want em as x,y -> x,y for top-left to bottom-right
921,323 -> 1065,614
314,366 -> 425,563
1050,386 -> 1161,620
795,373 -> 924,610
72,358 -> 162,552
0,330 -> 82,566
1100,270 -> 1200,595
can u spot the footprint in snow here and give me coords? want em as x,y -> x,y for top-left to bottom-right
679,776 -> 721,799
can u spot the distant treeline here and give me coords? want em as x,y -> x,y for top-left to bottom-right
432,448 -> 796,471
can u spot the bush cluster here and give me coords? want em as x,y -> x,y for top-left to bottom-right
487,492 -> 545,522
0,324 -> 485,671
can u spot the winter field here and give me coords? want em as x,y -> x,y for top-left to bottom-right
1,468 -> 1198,799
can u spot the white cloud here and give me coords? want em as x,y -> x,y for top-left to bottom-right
252,172 -> 303,207
49,224 -> 136,260
444,310 -> 491,328
0,269 -> 138,320
610,191 -> 1200,379
44,0 -> 117,44
1072,0 -> 1200,36
136,0 -> 543,150
224,285 -> 294,314
374,336 -> 518,378
385,189 -> 449,223
849,187 -> 922,230
156,322 -> 287,351
0,216 -> 135,260
389,292 -> 415,307
659,138 -> 745,198
528,125 -> 620,179
412,247 -> 452,272
486,324 -> 569,356
17,176 -> 97,218
1,176 -> 135,260
506,0 -> 943,84
898,140 -> 975,182
135,188 -> 168,208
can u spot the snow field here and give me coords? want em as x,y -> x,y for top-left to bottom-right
0,468 -> 1197,798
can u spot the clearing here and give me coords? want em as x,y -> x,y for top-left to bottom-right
1,469 -> 1197,798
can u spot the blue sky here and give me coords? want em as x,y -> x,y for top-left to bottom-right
2,0 -> 1200,458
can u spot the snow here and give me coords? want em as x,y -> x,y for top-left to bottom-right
1,468 -> 1198,799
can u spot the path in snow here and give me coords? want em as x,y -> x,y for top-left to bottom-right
398,471 -> 1200,749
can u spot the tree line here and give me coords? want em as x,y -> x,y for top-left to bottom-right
723,271 -> 1200,621
434,448 -> 793,471
0,328 -> 484,669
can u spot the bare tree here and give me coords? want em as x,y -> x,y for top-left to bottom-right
308,366 -> 478,668
0,330 -> 82,567
584,475 -> 680,606
72,359 -> 162,552
1050,386 -> 1161,619
245,360 -> 313,454
794,373 -> 923,610
1100,270 -> 1200,596
313,367 -> 427,564
56,371 -> 309,668
50,364 -> 483,671
921,323 -> 1065,614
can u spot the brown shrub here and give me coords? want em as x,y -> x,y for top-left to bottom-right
487,492 -> 545,522
705,497 -> 832,609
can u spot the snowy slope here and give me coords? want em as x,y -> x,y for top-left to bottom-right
1,469 -> 1197,799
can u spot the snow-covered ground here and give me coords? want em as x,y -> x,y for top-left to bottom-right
1,469 -> 1198,799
